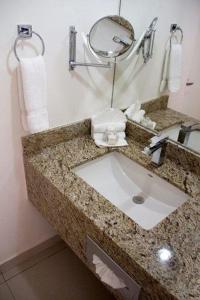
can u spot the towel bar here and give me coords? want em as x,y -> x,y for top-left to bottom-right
14,25 -> 45,61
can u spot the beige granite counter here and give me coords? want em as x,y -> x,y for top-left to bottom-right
141,95 -> 197,132
22,120 -> 200,300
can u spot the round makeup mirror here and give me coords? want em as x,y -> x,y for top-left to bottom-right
88,15 -> 135,59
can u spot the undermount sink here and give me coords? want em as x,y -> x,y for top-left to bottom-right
73,152 -> 189,230
162,124 -> 200,153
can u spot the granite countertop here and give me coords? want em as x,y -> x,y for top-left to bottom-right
141,95 -> 197,132
147,108 -> 192,131
23,120 -> 200,300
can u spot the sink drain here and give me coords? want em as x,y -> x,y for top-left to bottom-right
132,195 -> 145,204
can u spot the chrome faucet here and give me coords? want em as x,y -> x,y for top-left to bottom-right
177,121 -> 200,145
143,135 -> 168,166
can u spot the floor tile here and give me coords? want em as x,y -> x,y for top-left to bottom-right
3,240 -> 66,281
7,247 -> 115,300
0,273 -> 5,285
0,283 -> 14,300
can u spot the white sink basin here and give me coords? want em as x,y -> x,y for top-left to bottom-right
162,124 -> 200,153
73,152 -> 188,230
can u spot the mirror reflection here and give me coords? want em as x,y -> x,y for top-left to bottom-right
89,15 -> 135,59
112,0 -> 200,154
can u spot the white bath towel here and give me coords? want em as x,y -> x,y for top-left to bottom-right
168,43 -> 182,93
17,55 -> 49,133
160,45 -> 170,93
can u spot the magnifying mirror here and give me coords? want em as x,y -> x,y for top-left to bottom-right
88,15 -> 135,59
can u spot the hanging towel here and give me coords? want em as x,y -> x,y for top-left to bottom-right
17,55 -> 49,133
168,43 -> 182,93
160,44 -> 170,93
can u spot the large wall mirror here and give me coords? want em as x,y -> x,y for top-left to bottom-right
113,0 -> 200,155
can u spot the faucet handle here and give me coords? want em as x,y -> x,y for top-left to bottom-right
143,134 -> 168,166
181,121 -> 199,130
149,134 -> 168,147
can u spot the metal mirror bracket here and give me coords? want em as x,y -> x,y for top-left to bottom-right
69,26 -> 111,71
137,17 -> 158,63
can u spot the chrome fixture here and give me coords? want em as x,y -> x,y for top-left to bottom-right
69,15 -> 135,70
143,135 -> 168,166
69,16 -> 158,70
137,17 -> 158,63
69,26 -> 111,71
177,121 -> 200,145
14,25 -> 45,61
170,23 -> 183,44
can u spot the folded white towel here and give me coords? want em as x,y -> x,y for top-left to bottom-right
92,122 -> 126,133
17,55 -> 49,133
91,109 -> 127,148
92,108 -> 126,124
93,132 -> 126,141
124,102 -> 157,130
124,102 -> 141,119
131,110 -> 145,123
168,43 -> 182,93
94,137 -> 128,148
91,122 -> 126,138
93,132 -> 127,147
124,101 -> 145,123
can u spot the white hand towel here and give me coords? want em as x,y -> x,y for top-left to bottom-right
168,43 -> 182,93
160,45 -> 170,93
17,55 -> 49,133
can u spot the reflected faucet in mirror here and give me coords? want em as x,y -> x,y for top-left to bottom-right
178,122 -> 200,145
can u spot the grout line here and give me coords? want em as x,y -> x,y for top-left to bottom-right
4,247 -> 66,282
0,272 -> 5,286
5,281 -> 16,300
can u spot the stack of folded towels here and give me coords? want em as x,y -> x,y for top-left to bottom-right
124,101 -> 156,130
91,108 -> 128,147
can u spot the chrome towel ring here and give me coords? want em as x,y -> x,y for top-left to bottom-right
14,25 -> 45,62
170,24 -> 183,44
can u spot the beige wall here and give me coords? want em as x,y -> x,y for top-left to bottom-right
0,0 -> 119,264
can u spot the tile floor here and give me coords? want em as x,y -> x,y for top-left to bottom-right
0,242 -> 115,300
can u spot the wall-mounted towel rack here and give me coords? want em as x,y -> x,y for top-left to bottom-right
14,25 -> 45,61
170,24 -> 183,44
